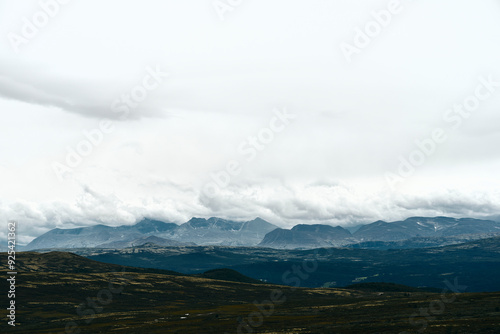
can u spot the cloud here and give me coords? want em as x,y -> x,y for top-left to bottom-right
1,180 -> 500,245
0,66 -> 167,120
393,190 -> 500,218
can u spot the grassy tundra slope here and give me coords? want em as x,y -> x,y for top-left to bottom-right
0,252 -> 499,333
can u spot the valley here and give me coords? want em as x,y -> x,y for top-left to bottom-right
32,235 -> 500,292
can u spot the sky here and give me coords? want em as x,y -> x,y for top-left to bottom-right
1,0 -> 500,244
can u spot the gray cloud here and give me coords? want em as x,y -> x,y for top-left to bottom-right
0,66 -> 167,120
2,183 -> 499,245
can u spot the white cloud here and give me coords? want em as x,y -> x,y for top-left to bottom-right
1,0 -> 500,242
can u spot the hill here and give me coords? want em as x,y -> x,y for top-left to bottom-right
344,282 -> 441,293
1,251 -> 499,333
196,268 -> 264,284
67,236 -> 500,292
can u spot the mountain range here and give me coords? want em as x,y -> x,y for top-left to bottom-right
353,216 -> 500,240
24,217 -> 278,250
24,216 -> 500,250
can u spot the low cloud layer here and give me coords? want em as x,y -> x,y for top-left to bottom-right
2,182 -> 500,244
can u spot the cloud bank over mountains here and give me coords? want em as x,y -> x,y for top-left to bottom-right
3,182 -> 500,244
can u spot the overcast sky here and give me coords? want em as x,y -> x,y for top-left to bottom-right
1,0 -> 500,244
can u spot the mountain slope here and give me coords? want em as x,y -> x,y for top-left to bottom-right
24,218 -> 178,250
259,224 -> 353,248
5,251 -> 499,333
77,236 -> 500,292
98,235 -> 195,248
170,217 -> 277,246
195,268 -> 264,284
353,216 -> 500,241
